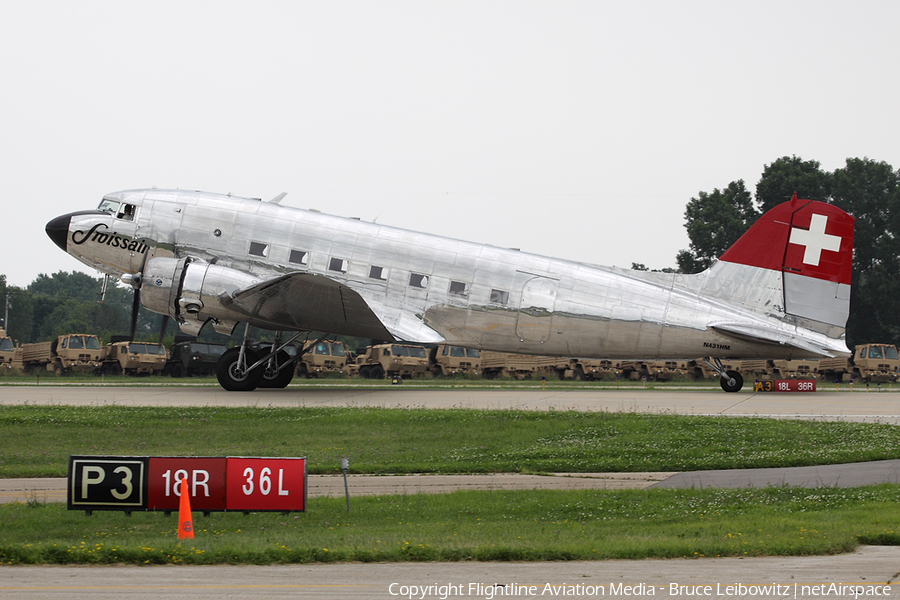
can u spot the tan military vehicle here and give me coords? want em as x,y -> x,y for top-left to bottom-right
772,359 -> 818,379
641,360 -> 707,381
736,359 -> 818,381
429,344 -> 481,377
100,336 -> 168,375
297,340 -> 348,378
479,351 -> 559,379
817,343 -> 900,383
545,358 -> 617,381
21,334 -> 102,375
356,343 -> 429,379
0,328 -> 15,370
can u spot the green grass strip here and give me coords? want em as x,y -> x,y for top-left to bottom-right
2,405 -> 900,477
1,486 -> 898,564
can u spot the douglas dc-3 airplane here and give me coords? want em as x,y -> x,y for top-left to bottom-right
45,189 -> 854,393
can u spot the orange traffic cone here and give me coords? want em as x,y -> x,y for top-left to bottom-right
177,478 -> 194,539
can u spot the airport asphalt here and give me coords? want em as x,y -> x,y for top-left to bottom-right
2,384 -> 900,598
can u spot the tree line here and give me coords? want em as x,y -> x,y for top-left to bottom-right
2,155 -> 897,349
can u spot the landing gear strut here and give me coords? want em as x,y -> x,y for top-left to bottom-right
215,325 -> 331,392
703,357 -> 744,393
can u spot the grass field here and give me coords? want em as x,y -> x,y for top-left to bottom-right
2,405 -> 900,477
2,402 -> 899,564
2,485 -> 899,565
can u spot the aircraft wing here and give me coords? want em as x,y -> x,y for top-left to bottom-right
221,272 -> 444,343
709,321 -> 839,358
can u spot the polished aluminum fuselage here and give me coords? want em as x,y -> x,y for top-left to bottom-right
60,189 -> 849,361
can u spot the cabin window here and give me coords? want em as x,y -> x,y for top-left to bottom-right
409,273 -> 429,289
289,250 -> 309,266
490,289 -> 510,305
449,281 -> 469,298
369,265 -> 388,281
249,242 -> 269,258
329,258 -> 347,273
860,347 -> 868,358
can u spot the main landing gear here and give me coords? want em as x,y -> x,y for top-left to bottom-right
703,357 -> 744,393
215,325 -> 329,392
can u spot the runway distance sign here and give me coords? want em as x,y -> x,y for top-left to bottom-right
68,455 -> 306,514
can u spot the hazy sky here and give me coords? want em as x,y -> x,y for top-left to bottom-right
2,1 -> 898,287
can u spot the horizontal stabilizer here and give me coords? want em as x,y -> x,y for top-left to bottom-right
709,321 -> 839,358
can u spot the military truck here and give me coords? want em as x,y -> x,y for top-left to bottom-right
817,343 -> 900,383
479,351 -> 559,379
772,359 -> 818,379
356,344 -> 429,379
20,334 -> 102,375
545,358 -> 617,381
100,336 -> 168,375
0,328 -> 15,369
736,359 -> 818,381
164,336 -> 229,377
429,344 -> 481,377
297,340 -> 348,378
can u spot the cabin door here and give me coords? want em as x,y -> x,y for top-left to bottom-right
516,277 -> 558,344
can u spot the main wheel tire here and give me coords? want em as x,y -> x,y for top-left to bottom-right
720,370 -> 743,393
169,362 -> 185,378
370,365 -> 385,379
259,350 -> 294,388
216,348 -> 263,392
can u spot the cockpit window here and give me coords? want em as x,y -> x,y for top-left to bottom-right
116,203 -> 136,221
98,199 -> 120,214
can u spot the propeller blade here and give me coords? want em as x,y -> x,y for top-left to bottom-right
158,314 -> 169,345
130,288 -> 140,341
126,245 -> 152,340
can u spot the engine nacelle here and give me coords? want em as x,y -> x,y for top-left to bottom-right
140,257 -> 262,336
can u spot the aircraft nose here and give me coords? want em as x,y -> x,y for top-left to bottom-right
45,214 -> 71,251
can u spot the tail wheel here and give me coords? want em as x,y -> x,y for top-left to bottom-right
216,348 -> 263,392
259,350 -> 294,388
720,370 -> 743,393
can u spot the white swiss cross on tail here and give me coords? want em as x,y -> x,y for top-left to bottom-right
788,214 -> 842,267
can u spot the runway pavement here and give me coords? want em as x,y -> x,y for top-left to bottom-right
2,384 -> 900,598
2,382 -> 900,422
